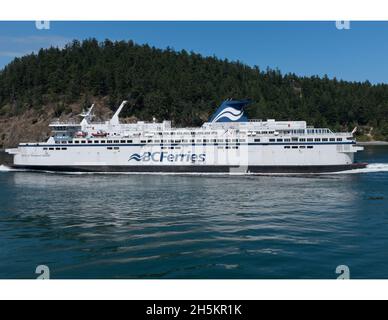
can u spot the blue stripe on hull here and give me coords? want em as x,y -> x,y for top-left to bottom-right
12,163 -> 367,174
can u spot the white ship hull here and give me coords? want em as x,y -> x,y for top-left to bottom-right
8,142 -> 365,173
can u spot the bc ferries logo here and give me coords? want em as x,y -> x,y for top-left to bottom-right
209,100 -> 250,123
212,107 -> 244,123
129,152 -> 206,163
128,153 -> 147,161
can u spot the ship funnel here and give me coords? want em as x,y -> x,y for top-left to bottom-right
209,99 -> 251,123
110,101 -> 128,125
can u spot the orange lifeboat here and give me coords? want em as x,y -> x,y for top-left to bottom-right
92,130 -> 108,137
75,131 -> 87,138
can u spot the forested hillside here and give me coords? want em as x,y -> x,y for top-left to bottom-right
0,38 -> 388,147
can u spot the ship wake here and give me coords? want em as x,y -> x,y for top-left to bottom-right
334,163 -> 388,174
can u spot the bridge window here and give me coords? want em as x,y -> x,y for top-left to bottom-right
255,139 -> 261,142
337,138 -> 343,142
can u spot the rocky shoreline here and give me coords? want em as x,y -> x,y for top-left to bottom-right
357,141 -> 388,146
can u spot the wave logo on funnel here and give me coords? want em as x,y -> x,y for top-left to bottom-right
212,107 -> 244,123
209,100 -> 251,123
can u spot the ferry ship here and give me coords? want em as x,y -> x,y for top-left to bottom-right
6,100 -> 367,173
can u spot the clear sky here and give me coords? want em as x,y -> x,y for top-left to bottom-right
0,21 -> 388,84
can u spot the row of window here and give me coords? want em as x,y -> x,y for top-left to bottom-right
44,147 -> 68,151
55,139 -> 248,145
284,146 -> 314,149
254,137 -> 344,143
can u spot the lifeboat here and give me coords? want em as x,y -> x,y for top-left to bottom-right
75,131 -> 87,138
92,130 -> 108,137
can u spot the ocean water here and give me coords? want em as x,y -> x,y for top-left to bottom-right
1,147 -> 388,279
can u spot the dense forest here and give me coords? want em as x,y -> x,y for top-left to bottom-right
1,38 -> 388,141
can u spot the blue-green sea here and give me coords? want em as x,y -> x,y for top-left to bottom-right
1,146 -> 388,279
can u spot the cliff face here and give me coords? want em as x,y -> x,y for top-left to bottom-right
0,99 -> 114,148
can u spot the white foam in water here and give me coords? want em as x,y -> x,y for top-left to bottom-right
333,163 -> 388,174
0,165 -> 12,172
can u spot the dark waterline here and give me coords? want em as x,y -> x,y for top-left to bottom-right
1,146 -> 388,279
